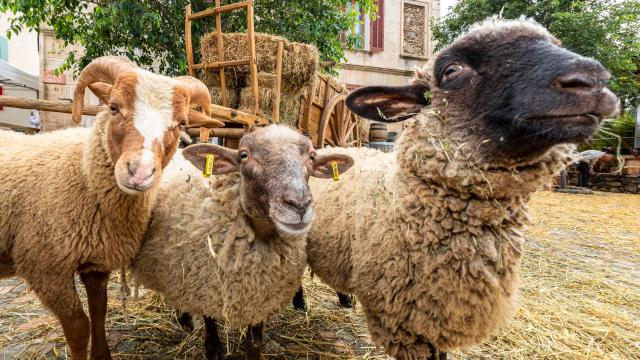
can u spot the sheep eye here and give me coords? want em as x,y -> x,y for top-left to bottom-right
110,104 -> 119,115
443,64 -> 463,79
309,152 -> 316,162
239,151 -> 249,161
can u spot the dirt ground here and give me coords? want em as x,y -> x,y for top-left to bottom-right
1,191 -> 638,359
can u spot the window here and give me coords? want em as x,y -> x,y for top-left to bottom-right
347,1 -> 366,49
344,0 -> 384,52
0,36 -> 8,62
370,0 -> 384,52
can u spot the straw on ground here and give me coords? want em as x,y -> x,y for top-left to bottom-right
0,191 -> 638,359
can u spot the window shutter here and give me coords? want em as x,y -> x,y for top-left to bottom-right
370,0 -> 384,52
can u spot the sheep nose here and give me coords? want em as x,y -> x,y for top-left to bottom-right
552,72 -> 607,95
127,162 -> 156,184
282,191 -> 312,215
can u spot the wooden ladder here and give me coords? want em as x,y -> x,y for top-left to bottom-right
185,0 -> 260,117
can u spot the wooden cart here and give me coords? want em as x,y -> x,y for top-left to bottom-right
184,0 -> 360,149
300,74 -> 360,148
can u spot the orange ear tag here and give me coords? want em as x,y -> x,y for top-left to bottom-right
203,154 -> 215,178
331,161 -> 340,182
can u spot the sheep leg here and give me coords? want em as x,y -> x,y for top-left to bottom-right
203,316 -> 225,360
80,271 -> 112,360
30,274 -> 90,359
243,323 -> 264,360
292,286 -> 306,311
177,311 -> 194,331
427,342 -> 447,360
336,292 -> 353,308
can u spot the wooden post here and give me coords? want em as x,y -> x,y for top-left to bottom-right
200,127 -> 210,143
187,127 -> 244,139
214,0 -> 229,107
272,41 -> 284,123
0,95 -> 102,115
560,169 -> 568,188
300,75 -> 317,134
185,5 -> 195,77
246,0 -> 260,116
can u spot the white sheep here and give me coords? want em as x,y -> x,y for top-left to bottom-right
0,56 -> 222,360
303,17 -> 619,359
132,125 -> 354,360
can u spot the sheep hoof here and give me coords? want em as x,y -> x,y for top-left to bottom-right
177,312 -> 194,332
292,287 -> 307,311
337,292 -> 353,308
205,349 -> 225,360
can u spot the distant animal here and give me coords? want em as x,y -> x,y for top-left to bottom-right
303,17 -> 618,360
592,153 -> 618,173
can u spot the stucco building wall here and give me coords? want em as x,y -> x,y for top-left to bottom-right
338,0 -> 441,88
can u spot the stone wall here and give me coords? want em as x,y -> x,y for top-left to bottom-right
567,171 -> 640,194
403,3 -> 426,57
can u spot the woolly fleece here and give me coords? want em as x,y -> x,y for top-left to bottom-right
306,113 -> 574,358
132,157 -> 307,328
0,113 -> 157,316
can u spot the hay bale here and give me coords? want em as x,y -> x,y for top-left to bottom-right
209,87 -> 240,108
238,87 -> 303,128
200,32 -> 319,92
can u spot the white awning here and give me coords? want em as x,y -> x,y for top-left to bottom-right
0,59 -> 39,91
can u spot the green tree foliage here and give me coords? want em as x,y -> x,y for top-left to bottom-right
0,0 -> 376,76
587,113 -> 637,153
432,0 -> 640,107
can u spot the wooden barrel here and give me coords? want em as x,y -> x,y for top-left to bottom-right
369,123 -> 388,142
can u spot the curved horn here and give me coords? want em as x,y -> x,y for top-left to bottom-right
72,56 -> 138,123
175,76 -> 213,116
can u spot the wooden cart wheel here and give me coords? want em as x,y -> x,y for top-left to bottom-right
317,93 -> 361,148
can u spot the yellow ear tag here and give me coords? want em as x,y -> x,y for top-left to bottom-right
203,154 -> 215,178
331,161 -> 340,182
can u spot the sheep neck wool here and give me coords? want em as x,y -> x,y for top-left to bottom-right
78,113 -> 158,272
371,113 -> 574,353
306,109 -> 575,357
133,170 -> 307,329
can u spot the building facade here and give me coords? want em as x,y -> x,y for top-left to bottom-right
0,13 -> 39,130
338,0 -> 441,89
0,14 -> 99,132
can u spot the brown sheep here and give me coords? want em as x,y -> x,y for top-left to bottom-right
0,56 -> 222,359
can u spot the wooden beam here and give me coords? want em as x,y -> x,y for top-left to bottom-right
209,103 -> 270,126
185,5 -> 195,76
214,0 -> 228,107
272,41 -> 284,123
0,95 -> 103,115
199,127 -> 210,143
300,75 -> 317,134
189,1 -> 249,20
187,127 -> 244,139
191,59 -> 250,70
246,0 -> 260,116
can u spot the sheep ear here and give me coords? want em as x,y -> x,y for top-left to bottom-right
346,84 -> 431,122
312,154 -> 355,179
88,82 -> 113,104
182,144 -> 239,175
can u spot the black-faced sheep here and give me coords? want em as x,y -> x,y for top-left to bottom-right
304,17 -> 618,359
131,125 -> 354,360
0,56 -> 222,360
